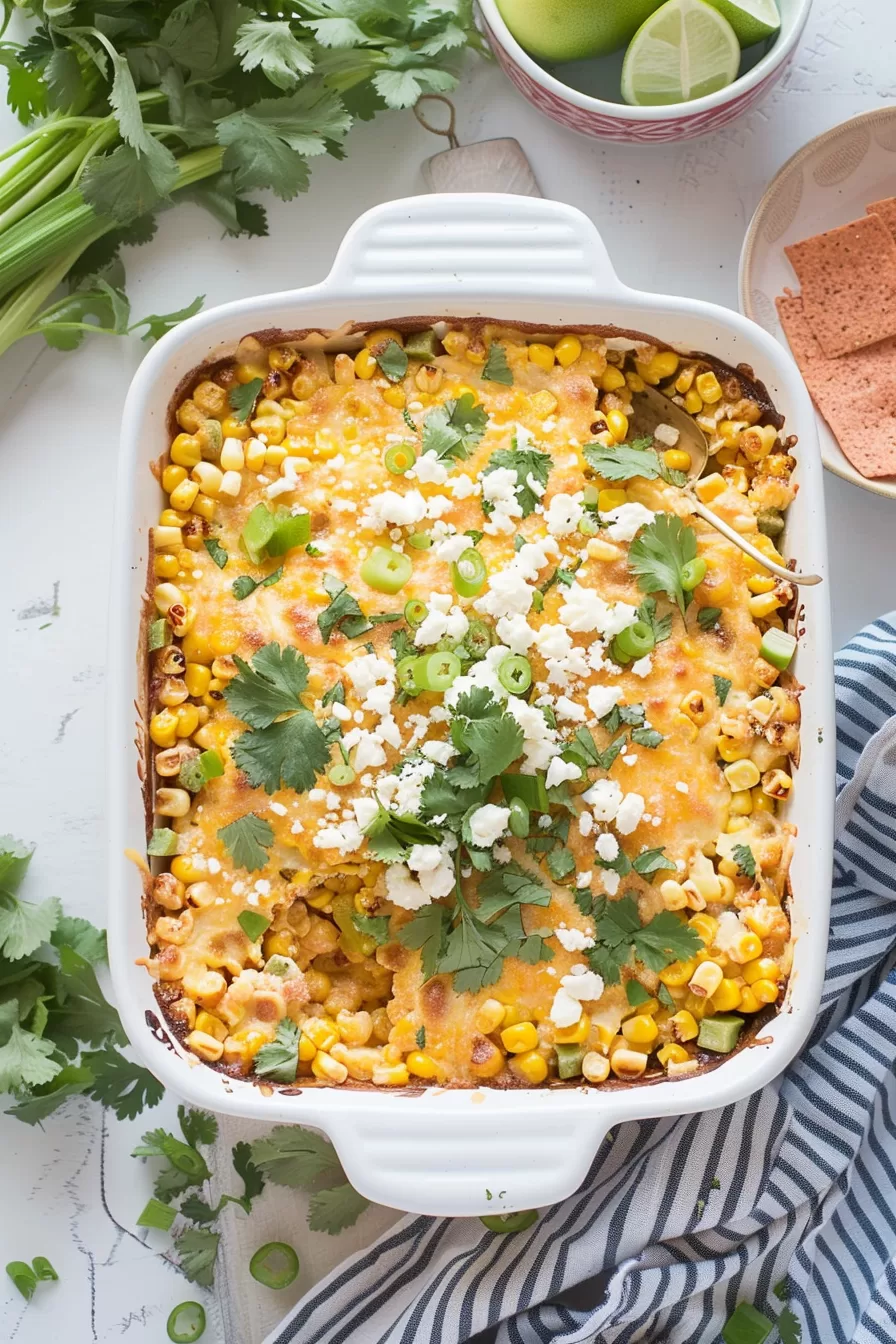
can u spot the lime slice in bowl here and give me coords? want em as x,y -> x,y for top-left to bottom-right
704,0 -> 780,47
621,0 -> 741,105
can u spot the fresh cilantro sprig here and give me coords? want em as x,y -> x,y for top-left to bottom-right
373,339 -> 408,383
713,674 -> 732,705
218,814 -> 274,872
588,893 -> 702,984
450,687 -> 524,783
481,341 -> 513,386
225,643 -> 330,795
482,447 -> 551,517
733,843 -> 757,878
251,1126 -> 369,1235
363,802 -> 443,862
318,574 -> 373,643
228,378 -> 264,423
254,1020 -> 301,1083
421,394 -> 488,462
628,513 -> 699,618
584,436 -> 688,487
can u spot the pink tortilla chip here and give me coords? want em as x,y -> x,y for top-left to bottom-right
867,197 -> 896,241
777,292 -> 896,479
784,214 -> 896,358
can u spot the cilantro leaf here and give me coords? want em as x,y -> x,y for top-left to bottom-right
234,18 -> 315,90
228,377 -> 264,423
589,895 -> 702,983
175,1227 -> 220,1288
373,339 -> 408,383
477,861 -> 551,918
698,606 -> 722,631
482,448 -> 551,517
634,909 -> 703,974
415,1025 -> 426,1048
481,341 -> 513,386
584,437 -> 687,487
395,904 -> 450,981
232,1140 -> 265,1207
779,1307 -> 802,1344
81,143 -> 178,225
51,916 -> 106,964
203,537 -> 228,569
232,565 -> 282,600
232,712 -> 330,793
318,574 -> 372,643
713,675 -> 732,705
134,294 -> 204,343
631,847 -> 677,878
308,1181 -> 370,1234
630,726 -> 664,748
217,83 -> 351,200
628,513 -> 698,618
733,844 -> 757,879
179,1106 -> 218,1148
658,983 -> 677,1010
636,598 -> 673,645
364,803 -> 442,862
80,1050 -> 164,1120
250,1125 -> 343,1188
254,1019 -> 300,1082
351,912 -> 391,945
0,835 -> 35,896
0,892 -> 60,961
452,689 -> 524,782
546,847 -> 576,881
226,643 -> 311,728
421,394 -> 488,462
217,814 -> 274,872
625,979 -> 652,1007
0,1012 -> 60,1093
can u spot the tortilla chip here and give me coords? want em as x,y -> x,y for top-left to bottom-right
777,291 -> 896,478
784,214 -> 896,358
867,197 -> 896,241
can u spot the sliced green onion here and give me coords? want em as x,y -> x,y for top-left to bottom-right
612,620 -> 656,662
199,750 -> 224,781
178,749 -> 225,794
31,1257 -> 58,1282
498,654 -> 532,695
396,655 -> 420,692
500,772 -> 549,813
681,556 -> 707,591
249,1241 -> 300,1289
479,1210 -> 538,1234
508,798 -> 530,838
360,546 -> 413,594
464,619 -> 493,660
720,1302 -> 774,1344
137,1198 -> 177,1231
451,547 -> 488,597
241,503 -> 277,565
414,651 -> 461,692
760,627 -> 797,671
384,443 -> 416,475
267,509 -> 311,556
238,910 -> 271,942
328,763 -> 356,787
577,516 -> 600,536
404,598 -> 428,627
148,828 -> 179,857
408,532 -> 432,550
167,1301 -> 207,1342
583,483 -> 600,506
531,590 -> 544,613
6,1261 -> 37,1300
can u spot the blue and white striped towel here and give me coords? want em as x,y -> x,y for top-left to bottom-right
266,616 -> 896,1344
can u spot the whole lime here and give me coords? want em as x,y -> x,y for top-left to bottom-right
495,0 -> 665,63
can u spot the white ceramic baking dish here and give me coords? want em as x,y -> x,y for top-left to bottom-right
108,194 -> 834,1218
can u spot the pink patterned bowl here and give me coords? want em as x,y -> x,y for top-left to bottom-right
477,0 -> 813,144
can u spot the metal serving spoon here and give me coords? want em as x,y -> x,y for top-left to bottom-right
631,384 -> 822,587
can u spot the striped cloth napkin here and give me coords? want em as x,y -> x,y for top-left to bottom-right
257,615 -> 896,1344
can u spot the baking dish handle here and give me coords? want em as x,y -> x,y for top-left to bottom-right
312,1099 -> 623,1217
324,193 -> 627,302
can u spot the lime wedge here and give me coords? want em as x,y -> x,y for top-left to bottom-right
704,0 -> 780,47
621,0 -> 741,106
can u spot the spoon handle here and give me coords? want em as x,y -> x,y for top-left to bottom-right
689,497 -> 823,587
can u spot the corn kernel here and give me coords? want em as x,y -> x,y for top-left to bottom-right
405,1051 -> 439,1079
354,348 -> 377,379
474,998 -> 505,1034
245,438 -> 267,471
154,554 -> 179,578
510,1050 -> 548,1084
696,371 -> 722,403
554,335 -> 582,367
762,769 -> 792,800
265,446 -> 287,469
688,960 -> 723,998
695,473 -> 726,504
660,879 -> 689,911
689,914 -> 719,946
303,1018 -> 338,1052
169,479 -> 199,512
382,386 -> 406,409
659,958 -> 698,988
184,663 -> 211,699
635,359 -> 659,385
195,1011 -> 227,1042
365,327 -> 402,349
650,350 -> 680,380
748,592 -> 784,620
598,488 -> 627,513
724,760 -> 761,792
729,791 -> 754,815
221,415 -> 250,441
657,1042 -> 690,1067
743,957 -> 780,985
675,366 -> 695,393
621,1014 -> 658,1046
312,1051 -> 349,1084
679,689 -> 708,725
718,737 -> 752,763
528,342 -> 555,372
732,931 -> 764,964
162,465 -> 188,494
606,409 -> 629,443
170,434 -> 201,468
372,1063 -> 410,1086
710,979 -> 743,1012
185,1030 -> 224,1062
501,1021 -> 538,1053
600,366 -> 627,392
150,710 -> 178,748
739,987 -> 761,1014
175,704 -> 200,738
415,364 -> 442,394
671,1010 -> 699,1042
582,1051 -> 610,1083
663,448 -> 691,473
610,1048 -> 648,1080
530,389 -> 558,417
684,388 -> 703,415
554,1013 -> 590,1045
625,371 -> 645,393
298,1034 -> 317,1062
752,978 -> 780,1005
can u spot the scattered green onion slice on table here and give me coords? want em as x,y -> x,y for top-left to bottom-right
396,655 -> 420,692
328,763 -> 356,787
451,547 -> 488,597
137,1197 -> 177,1231
249,1241 -> 300,1289
759,627 -> 796,671
31,1257 -> 58,1282
404,598 -> 428,627
360,547 -> 413,594
508,798 -> 530,838
413,651 -> 461,693
479,1210 -> 539,1234
612,620 -> 656,662
681,556 -> 707,591
384,443 -> 416,475
498,654 -> 532,695
167,1301 -> 207,1342
408,532 -> 432,550
463,619 -> 493,659
6,1261 -> 37,1300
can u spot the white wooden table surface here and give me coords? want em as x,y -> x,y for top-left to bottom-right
2,1 -> 894,1338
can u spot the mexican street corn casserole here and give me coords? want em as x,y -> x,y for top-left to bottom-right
138,322 -> 800,1091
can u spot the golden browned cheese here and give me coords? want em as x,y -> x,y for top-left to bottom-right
142,327 -> 799,1087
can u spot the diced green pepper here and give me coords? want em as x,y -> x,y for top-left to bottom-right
264,955 -> 302,979
241,503 -> 277,564
148,618 -> 171,651
267,509 -> 310,556
759,628 -> 796,671
148,827 -> 179,857
198,418 -> 222,462
554,1043 -> 586,1079
697,1013 -> 744,1054
237,910 -> 270,942
756,508 -> 784,538
404,328 -> 440,360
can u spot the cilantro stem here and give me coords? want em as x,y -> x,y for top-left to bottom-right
0,242 -> 103,359
0,126 -> 116,234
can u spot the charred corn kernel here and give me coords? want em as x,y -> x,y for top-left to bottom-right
267,346 -> 296,372
312,1051 -> 349,1084
554,1013 -> 590,1045
695,371 -> 722,403
372,1063 -> 410,1086
724,760 -> 761,792
688,961 -> 723,998
658,1042 -> 690,1067
510,1050 -> 548,1084
297,1034 -> 317,1062
264,445 -> 287,468
221,415 -> 250,441
752,979 -> 779,1005
474,998 -> 505,1034
171,434 -> 202,468
170,855 -> 206,884
530,389 -> 558,417
689,914 -> 719,946
741,424 -> 778,460
501,1021 -> 538,1053
162,464 -> 188,493
743,957 -> 779,986
660,879 -> 689,911
709,979 -> 742,1012
528,342 -> 555,372
582,1051 -> 611,1082
762,769 -> 792,800
194,1011 -> 227,1042
186,1030 -> 224,1062
150,710 -> 178,748
554,334 -> 582,366
606,409 -> 629,442
671,1010 -> 699,1042
695,472 -> 726,503
170,479 -> 200,511
650,350 -> 679,380
718,737 -> 752,763
610,1048 -> 648,1080
684,388 -> 703,414
303,1017 -> 338,1052
729,791 -> 754,815
621,1014 -> 658,1046
660,957 -> 698,988
663,448 -> 691,472
407,1051 -> 439,1079
365,328 -> 402,349
354,348 -> 377,379
245,438 -> 267,471
625,371 -> 645,393
415,364 -> 442,393
184,663 -> 211,698
175,704 -> 200,737
382,386 -> 406,409
680,690 -> 708,725
739,987 -> 761,1014
155,554 -> 179,578
598,488 -> 627,512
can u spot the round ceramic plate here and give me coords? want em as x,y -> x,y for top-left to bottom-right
739,106 -> 896,500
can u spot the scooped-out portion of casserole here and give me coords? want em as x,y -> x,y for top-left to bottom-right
138,322 -> 800,1091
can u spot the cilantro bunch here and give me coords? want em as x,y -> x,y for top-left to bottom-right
0,1 -> 482,359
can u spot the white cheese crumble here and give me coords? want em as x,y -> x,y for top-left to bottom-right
615,793 -> 645,835
555,925 -> 595,952
414,592 -> 470,648
601,502 -> 655,543
583,778 -> 623,822
360,488 -> 428,532
653,422 -> 680,447
595,832 -> 619,862
412,450 -> 449,485
468,804 -> 511,848
545,757 -> 582,789
544,491 -> 584,537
